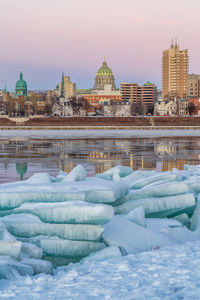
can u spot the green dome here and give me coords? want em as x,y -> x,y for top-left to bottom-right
16,72 -> 27,89
15,71 -> 28,97
96,60 -> 113,76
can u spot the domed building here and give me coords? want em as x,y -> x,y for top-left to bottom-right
93,58 -> 116,91
15,71 -> 28,98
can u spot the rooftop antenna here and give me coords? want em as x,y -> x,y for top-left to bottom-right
175,37 -> 178,48
171,38 -> 174,48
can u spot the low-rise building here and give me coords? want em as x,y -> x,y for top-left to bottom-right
154,100 -> 177,116
178,99 -> 188,115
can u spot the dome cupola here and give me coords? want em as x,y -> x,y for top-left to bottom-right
15,71 -> 28,98
93,58 -> 116,91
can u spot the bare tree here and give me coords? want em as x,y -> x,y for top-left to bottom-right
5,96 -> 16,116
131,99 -> 146,115
188,101 -> 195,115
68,96 -> 90,116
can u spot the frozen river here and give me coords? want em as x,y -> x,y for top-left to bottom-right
1,130 -> 200,183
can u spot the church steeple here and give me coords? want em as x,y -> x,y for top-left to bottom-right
60,72 -> 65,97
3,82 -> 7,93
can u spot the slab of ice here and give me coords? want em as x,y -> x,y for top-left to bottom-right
122,170 -> 158,188
84,178 -> 128,203
130,173 -> 177,189
0,191 -> 86,210
19,242 -> 43,259
55,170 -> 68,182
0,258 -> 34,279
117,182 -> 190,205
102,215 -> 176,254
21,258 -> 53,275
145,218 -> 199,244
62,164 -> 86,182
0,241 -> 22,258
26,172 -> 54,184
13,201 -> 114,225
172,213 -> 190,227
96,166 -> 133,181
2,213 -> 104,241
190,199 -> 200,231
126,207 -> 146,227
80,246 -> 122,264
0,177 -> 128,209
39,238 -> 106,258
115,193 -> 195,217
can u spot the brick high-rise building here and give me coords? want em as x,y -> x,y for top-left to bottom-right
162,41 -> 189,100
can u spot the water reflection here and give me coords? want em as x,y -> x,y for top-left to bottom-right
0,137 -> 200,183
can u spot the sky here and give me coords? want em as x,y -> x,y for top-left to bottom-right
0,0 -> 200,91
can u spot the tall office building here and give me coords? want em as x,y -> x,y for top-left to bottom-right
162,41 -> 189,100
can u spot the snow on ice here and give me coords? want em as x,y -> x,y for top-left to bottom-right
1,163 -> 200,298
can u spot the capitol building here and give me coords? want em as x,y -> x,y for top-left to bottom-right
93,58 -> 116,92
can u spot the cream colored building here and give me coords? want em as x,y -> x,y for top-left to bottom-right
58,76 -> 76,99
187,74 -> 200,98
162,41 -> 189,100
154,100 -> 177,116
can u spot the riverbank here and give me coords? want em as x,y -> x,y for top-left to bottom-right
0,116 -> 200,128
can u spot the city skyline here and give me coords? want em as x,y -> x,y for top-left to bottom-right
1,0 -> 200,90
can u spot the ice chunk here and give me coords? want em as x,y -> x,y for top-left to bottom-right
0,258 -> 33,279
115,194 -> 195,218
130,173 -> 177,189
19,242 -> 43,259
0,222 -> 22,258
0,241 -> 22,258
55,170 -> 68,182
39,238 -> 106,258
63,165 -> 86,182
145,218 -> 199,244
80,246 -> 122,264
0,177 -> 128,209
122,170 -> 158,188
84,178 -> 128,203
3,213 -> 104,241
102,215 -> 176,254
172,213 -> 190,227
26,172 -> 54,183
0,191 -> 86,210
190,199 -> 200,231
13,201 -> 114,225
118,182 -> 190,205
126,207 -> 146,227
21,258 -> 53,275
96,166 -> 133,181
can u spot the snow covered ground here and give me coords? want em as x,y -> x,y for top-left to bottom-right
1,164 -> 200,299
0,241 -> 200,299
1,129 -> 200,139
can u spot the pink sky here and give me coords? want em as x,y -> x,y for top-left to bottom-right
0,0 -> 199,90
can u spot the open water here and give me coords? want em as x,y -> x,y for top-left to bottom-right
0,133 -> 200,183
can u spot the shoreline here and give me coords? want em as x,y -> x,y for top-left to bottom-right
1,125 -> 200,130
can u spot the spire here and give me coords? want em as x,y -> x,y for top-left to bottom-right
4,81 -> 7,93
103,57 -> 107,67
20,70 -> 23,80
60,72 -> 65,97
171,38 -> 174,48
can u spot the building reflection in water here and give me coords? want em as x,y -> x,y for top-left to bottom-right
0,136 -> 200,183
16,162 -> 28,180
